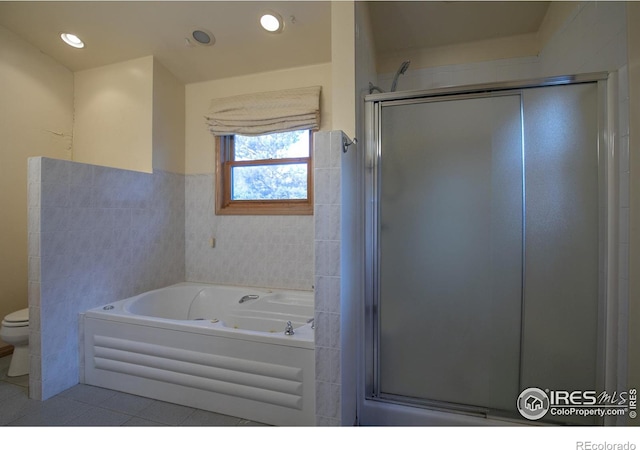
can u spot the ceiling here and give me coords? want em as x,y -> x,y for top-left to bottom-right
0,1 -> 551,84
0,1 -> 332,83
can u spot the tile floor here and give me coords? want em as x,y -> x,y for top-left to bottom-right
0,354 -> 267,426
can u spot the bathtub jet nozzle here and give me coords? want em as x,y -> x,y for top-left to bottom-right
284,321 -> 295,336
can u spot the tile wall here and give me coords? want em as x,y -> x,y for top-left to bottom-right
184,174 -> 314,291
28,158 -> 185,400
30,157 -> 317,402
313,131 -> 344,425
617,63 -> 631,401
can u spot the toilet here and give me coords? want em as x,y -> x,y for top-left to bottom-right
0,308 -> 29,377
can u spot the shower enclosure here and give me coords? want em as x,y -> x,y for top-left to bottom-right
362,73 -> 617,425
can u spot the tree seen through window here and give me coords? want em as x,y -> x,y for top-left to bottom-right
231,130 -> 309,200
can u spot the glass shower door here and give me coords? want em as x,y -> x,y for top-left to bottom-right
520,83 -> 601,400
371,80 -> 604,424
377,94 -> 524,413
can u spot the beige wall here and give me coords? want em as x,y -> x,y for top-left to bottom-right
377,32 -> 539,75
627,2 -> 640,413
73,56 -> 154,173
376,1 -> 574,75
73,55 -> 185,174
331,1 -> 356,139
185,63 -> 332,174
152,60 -> 185,174
536,1 -> 577,51
0,25 -> 74,343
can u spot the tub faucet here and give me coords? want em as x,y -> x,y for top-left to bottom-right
284,321 -> 295,336
239,294 -> 259,304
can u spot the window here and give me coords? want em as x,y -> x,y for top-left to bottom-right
215,129 -> 313,215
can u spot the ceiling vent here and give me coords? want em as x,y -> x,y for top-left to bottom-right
190,29 -> 215,46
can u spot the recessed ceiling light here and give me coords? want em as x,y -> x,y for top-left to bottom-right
260,12 -> 284,33
60,33 -> 84,48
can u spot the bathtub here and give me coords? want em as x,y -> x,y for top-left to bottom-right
81,282 -> 315,426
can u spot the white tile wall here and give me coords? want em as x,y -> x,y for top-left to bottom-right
184,174 -> 314,291
617,63 -> 631,395
29,158 -> 185,400
31,156 -> 316,401
314,130 -> 344,426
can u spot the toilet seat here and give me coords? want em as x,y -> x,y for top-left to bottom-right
2,308 -> 29,327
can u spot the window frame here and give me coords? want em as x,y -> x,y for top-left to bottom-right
215,131 -> 314,215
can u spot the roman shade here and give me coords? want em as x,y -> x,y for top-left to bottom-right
204,86 -> 321,136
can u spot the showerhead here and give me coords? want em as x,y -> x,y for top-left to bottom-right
390,60 -> 411,92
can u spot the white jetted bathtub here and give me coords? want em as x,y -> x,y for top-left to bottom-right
82,282 -> 315,426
